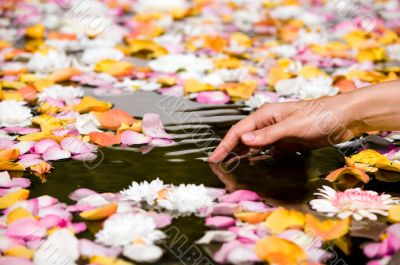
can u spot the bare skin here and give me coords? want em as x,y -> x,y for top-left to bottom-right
209,80 -> 400,163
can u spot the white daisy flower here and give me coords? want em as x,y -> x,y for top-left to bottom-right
386,44 -> 400,62
115,79 -> 161,92
95,213 -> 165,247
38,85 -> 84,102
0,100 -> 33,128
275,76 -> 338,99
310,186 -> 400,221
158,184 -> 214,214
135,0 -> 188,13
27,50 -> 72,74
120,178 -> 165,205
80,47 -> 124,66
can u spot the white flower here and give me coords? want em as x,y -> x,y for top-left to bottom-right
115,79 -> 161,92
1,62 -> 25,72
38,85 -> 84,102
80,47 -> 124,65
95,213 -> 165,247
244,93 -> 278,111
75,113 -> 101,135
269,45 -> 297,58
120,178 -> 165,205
27,50 -> 72,74
148,54 -> 214,74
158,184 -> 214,214
270,5 -> 302,20
310,186 -> 400,221
386,44 -> 400,61
0,100 -> 32,128
135,0 -> 188,13
123,244 -> 163,263
275,76 -> 338,99
233,9 -> 263,32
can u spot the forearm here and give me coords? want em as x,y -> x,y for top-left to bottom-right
349,80 -> 400,133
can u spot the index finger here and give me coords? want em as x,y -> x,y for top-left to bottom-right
208,113 -> 257,163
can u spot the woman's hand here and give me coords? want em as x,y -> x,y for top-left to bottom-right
209,80 -> 400,163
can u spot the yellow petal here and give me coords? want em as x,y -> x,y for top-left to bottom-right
79,203 -> 118,221
0,149 -> 20,162
74,96 -> 112,113
304,214 -> 350,241
264,207 -> 305,234
350,149 -> 389,166
268,66 -> 291,87
90,256 -> 134,265
26,24 -> 45,39
356,47 -> 386,62
0,161 -> 25,171
298,65 -> 326,79
7,207 -> 35,225
255,236 -> 307,265
3,246 -> 34,259
221,80 -> 256,100
127,39 -> 168,58
0,189 -> 30,209
184,79 -> 214,93
94,60 -> 134,77
388,205 -> 400,223
214,57 -> 243,69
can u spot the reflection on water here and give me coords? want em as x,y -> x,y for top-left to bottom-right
28,120 -> 400,265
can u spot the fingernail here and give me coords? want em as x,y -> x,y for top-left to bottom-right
242,133 -> 255,143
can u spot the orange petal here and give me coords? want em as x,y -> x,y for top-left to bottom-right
0,189 -> 30,209
305,214 -> 350,241
18,86 -> 37,102
74,96 -> 113,113
48,67 -> 81,82
221,81 -> 256,100
234,212 -> 270,224
79,203 -> 118,221
94,109 -> 135,130
388,205 -> 400,223
334,76 -> 356,93
264,207 -> 305,234
0,161 -> 25,171
25,24 -> 45,39
7,207 -> 35,225
88,132 -> 121,147
325,167 -> 370,183
184,79 -> 214,93
94,60 -> 134,77
0,149 -> 20,161
255,236 -> 307,265
30,161 -> 52,177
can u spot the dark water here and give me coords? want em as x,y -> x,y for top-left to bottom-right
27,120 -> 400,265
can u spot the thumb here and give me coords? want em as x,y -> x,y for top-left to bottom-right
240,121 -> 295,147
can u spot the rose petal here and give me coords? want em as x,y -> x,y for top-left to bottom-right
7,218 -> 46,240
122,244 -> 163,263
196,91 -> 230,104
121,130 -> 151,146
0,257 -> 33,265
142,113 -> 172,139
205,216 -> 236,228
42,146 -> 71,161
219,190 -> 261,203
79,239 -> 121,258
30,139 -> 59,154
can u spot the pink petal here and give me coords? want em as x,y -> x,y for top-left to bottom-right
42,146 -> 71,161
72,153 -> 97,161
61,137 -> 97,155
69,188 -> 98,201
159,85 -> 184,97
36,195 -> 58,208
121,130 -> 151,146
196,91 -> 230,104
201,202 -> 240,216
219,190 -> 261,203
239,201 -> 272,212
214,241 -> 259,264
70,222 -> 87,234
0,257 -> 33,265
150,138 -> 174,147
7,218 -> 47,240
4,127 -> 40,135
39,215 -> 64,229
205,216 -> 236,228
30,139 -> 59,154
18,157 -> 44,167
142,113 -> 173,139
79,239 -> 121,258
14,141 -> 35,155
151,213 -> 172,228
0,139 -> 14,149
0,171 -> 30,188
